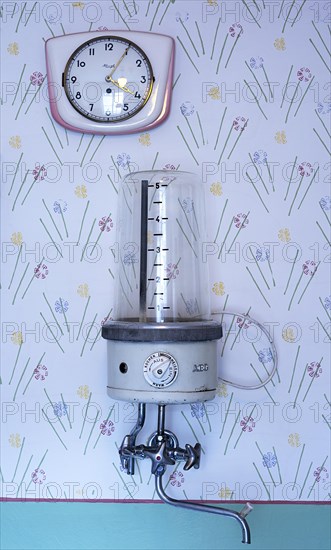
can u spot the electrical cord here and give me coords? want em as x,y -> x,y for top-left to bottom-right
211,311 -> 278,390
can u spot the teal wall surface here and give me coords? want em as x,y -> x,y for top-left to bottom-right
1,502 -> 330,550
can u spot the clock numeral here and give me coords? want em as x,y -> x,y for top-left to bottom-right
76,92 -> 81,99
71,76 -> 77,83
105,43 -> 113,51
136,59 -> 142,67
89,48 -> 95,56
123,103 -> 129,112
77,60 -> 86,67
140,75 -> 146,84
89,104 -> 94,112
134,91 -> 141,99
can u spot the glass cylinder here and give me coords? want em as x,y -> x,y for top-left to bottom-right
114,170 -> 211,324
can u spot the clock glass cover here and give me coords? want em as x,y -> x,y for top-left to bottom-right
63,35 -> 154,123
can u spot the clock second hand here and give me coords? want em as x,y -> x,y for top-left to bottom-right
105,45 -> 130,82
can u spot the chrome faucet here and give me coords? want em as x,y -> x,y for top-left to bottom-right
119,403 -> 252,544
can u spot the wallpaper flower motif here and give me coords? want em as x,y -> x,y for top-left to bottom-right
7,42 -> 19,55
77,284 -> 89,298
98,216 -> 113,232
100,419 -> 115,436
191,403 -> 205,419
258,348 -> 273,364
11,232 -> 23,246
288,434 -> 301,447
9,135 -> 21,148
278,228 -> 291,242
33,163 -> 47,181
297,67 -> 312,82
34,365 -> 48,381
139,133 -> 151,146
11,331 -> 23,345
31,468 -> 46,484
30,71 -> 44,86
216,380 -> 228,398
319,196 -> 331,210
165,263 -> 179,279
53,200 -> 67,213
208,86 -> 221,100
317,102 -> 331,114
210,182 -> 222,196
212,281 -> 225,296
313,466 -> 329,483
117,153 -> 131,169
77,385 -> 90,399
236,315 -> 252,329
274,37 -> 286,51
218,486 -> 233,499
55,298 -> 69,313
255,247 -> 270,261
298,162 -> 313,177
180,101 -> 195,116
275,130 -> 287,144
262,452 -> 277,468
34,263 -> 49,279
233,117 -> 247,132
9,433 -> 21,448
302,260 -> 317,276
240,416 -> 256,432
250,56 -> 264,70
53,402 -> 68,417
233,213 -> 249,228
282,327 -> 296,342
169,470 -> 185,487
229,23 -> 243,37
75,185 -> 87,198
307,362 -> 322,378
181,197 -> 194,213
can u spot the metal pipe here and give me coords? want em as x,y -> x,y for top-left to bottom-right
157,404 -> 166,437
155,474 -> 251,544
126,403 -> 146,475
129,403 -> 146,439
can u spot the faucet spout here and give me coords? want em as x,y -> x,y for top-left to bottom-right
155,474 -> 251,544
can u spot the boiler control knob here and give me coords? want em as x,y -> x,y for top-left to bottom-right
143,351 -> 179,388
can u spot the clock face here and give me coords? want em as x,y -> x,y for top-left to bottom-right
63,36 -> 154,123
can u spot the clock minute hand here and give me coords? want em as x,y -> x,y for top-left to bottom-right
105,46 -> 130,81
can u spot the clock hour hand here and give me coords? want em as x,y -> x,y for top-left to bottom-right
105,46 -> 130,81
108,77 -> 135,95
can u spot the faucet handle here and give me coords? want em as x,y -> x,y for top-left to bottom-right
183,443 -> 201,471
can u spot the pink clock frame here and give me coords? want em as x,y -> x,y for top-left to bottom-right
45,30 -> 175,135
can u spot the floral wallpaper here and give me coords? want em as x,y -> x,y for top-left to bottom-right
1,0 -> 330,504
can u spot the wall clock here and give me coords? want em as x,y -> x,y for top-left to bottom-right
45,31 -> 175,135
